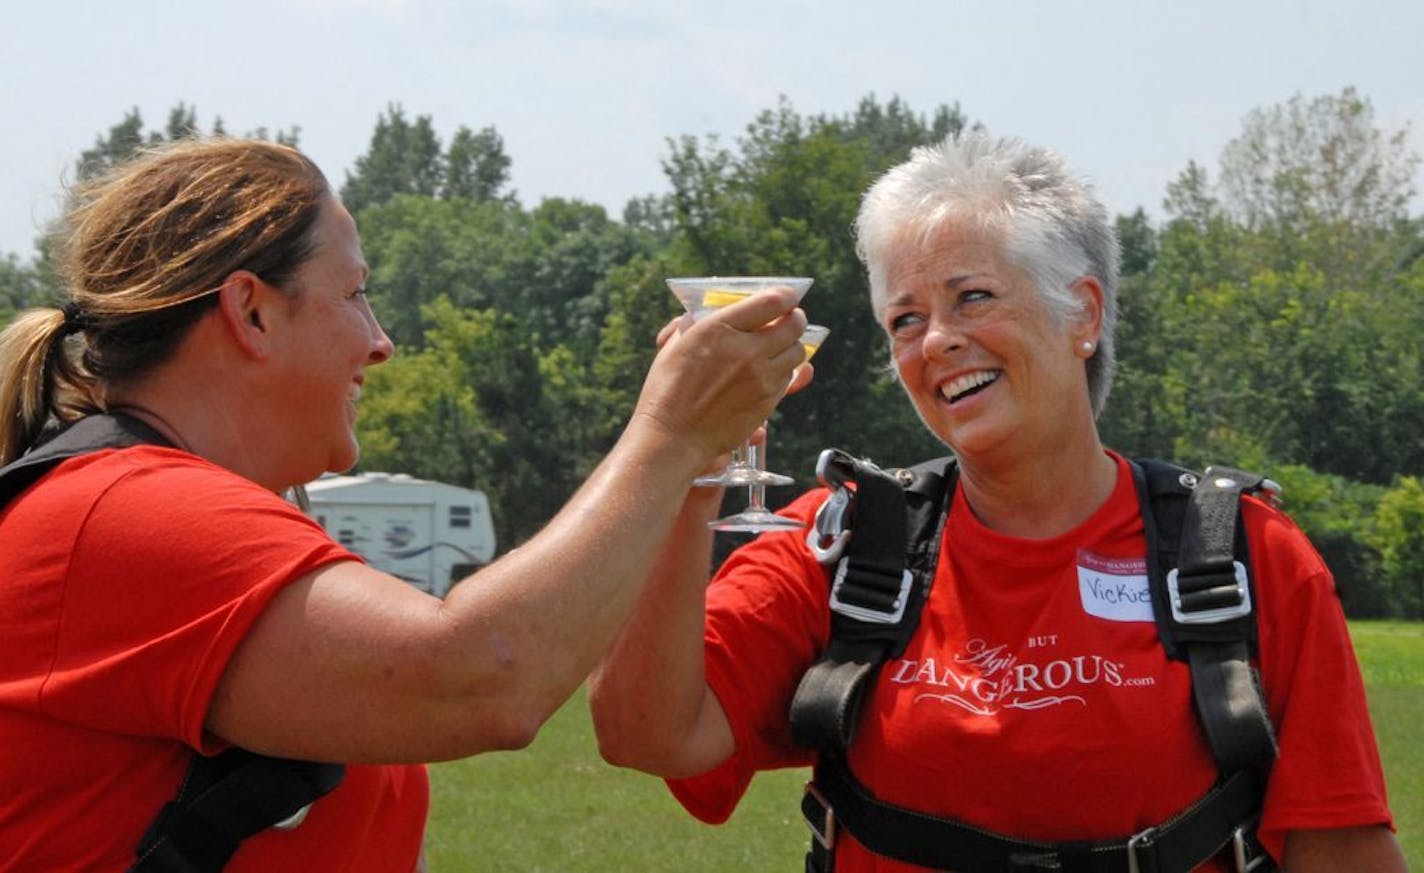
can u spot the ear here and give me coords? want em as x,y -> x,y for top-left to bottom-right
1068,276 -> 1104,355
215,270 -> 279,360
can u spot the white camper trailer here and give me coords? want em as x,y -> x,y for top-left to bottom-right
303,472 -> 496,597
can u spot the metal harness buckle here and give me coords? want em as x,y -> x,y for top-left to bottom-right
1126,826 -> 1156,873
1231,825 -> 1272,872
1166,561 -> 1252,625
828,558 -> 914,625
273,802 -> 313,831
803,781 -> 835,851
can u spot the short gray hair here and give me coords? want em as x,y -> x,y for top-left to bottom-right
854,131 -> 1120,417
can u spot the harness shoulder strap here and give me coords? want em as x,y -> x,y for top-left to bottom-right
789,449 -> 954,754
1132,458 -> 1279,774
131,749 -> 346,873
0,414 -> 346,873
0,413 -> 173,505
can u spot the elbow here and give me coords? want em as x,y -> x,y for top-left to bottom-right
587,682 -> 636,767
587,685 -> 670,773
481,703 -> 546,751
594,725 -> 653,772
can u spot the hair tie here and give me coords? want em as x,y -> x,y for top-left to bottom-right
60,301 -> 84,335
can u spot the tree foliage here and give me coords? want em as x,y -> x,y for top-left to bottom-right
341,104 -> 513,214
1366,477 -> 1424,618
76,104 -> 296,182
10,90 -> 1423,616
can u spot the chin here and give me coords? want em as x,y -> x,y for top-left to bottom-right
333,438 -> 362,474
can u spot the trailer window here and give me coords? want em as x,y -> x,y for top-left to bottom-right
449,506 -> 472,529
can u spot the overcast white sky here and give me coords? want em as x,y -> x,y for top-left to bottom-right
3,0 -> 1421,259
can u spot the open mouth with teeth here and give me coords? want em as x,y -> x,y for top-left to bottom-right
942,370 -> 1001,404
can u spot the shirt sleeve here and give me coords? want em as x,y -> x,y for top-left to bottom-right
1247,499 -> 1395,858
37,455 -> 356,751
665,489 -> 831,823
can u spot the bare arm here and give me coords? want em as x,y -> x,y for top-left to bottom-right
587,485 -> 737,778
206,291 -> 806,763
1280,825 -> 1407,872
585,361 -> 816,777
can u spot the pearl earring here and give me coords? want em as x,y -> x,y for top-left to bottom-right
1081,341 -> 1094,354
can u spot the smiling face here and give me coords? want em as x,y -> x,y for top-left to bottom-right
880,221 -> 1100,469
268,196 -> 394,478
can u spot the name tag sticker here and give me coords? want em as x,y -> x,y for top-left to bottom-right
1076,551 -> 1154,623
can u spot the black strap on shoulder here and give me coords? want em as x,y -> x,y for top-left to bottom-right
788,449 -> 955,754
0,413 -> 347,873
0,413 -> 174,507
1132,459 -> 1279,775
130,749 -> 346,873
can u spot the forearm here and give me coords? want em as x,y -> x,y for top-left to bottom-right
434,421 -> 711,738
589,486 -> 734,777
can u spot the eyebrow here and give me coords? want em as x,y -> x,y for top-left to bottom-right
884,272 -> 990,310
945,272 -> 989,290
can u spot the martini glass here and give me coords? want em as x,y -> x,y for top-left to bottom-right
710,323 -> 830,533
666,277 -> 814,488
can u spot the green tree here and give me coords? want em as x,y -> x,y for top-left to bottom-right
1109,88 -> 1424,484
357,195 -> 523,349
341,104 -> 446,214
75,104 -> 295,182
444,125 -> 513,203
1218,88 -> 1417,236
0,254 -> 54,323
1366,476 -> 1424,618
356,193 -> 648,355
357,298 -> 597,547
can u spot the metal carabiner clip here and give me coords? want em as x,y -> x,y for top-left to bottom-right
806,449 -> 856,564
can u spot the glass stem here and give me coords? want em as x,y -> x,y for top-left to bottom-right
745,431 -> 768,511
729,441 -> 748,472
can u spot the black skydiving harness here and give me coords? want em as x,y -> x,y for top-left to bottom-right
0,413 -> 345,873
789,449 -> 1282,873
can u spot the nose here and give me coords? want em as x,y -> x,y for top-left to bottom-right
364,305 -> 396,364
922,311 -> 964,362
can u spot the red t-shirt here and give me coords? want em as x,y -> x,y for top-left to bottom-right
0,446 -> 428,872
670,452 -> 1393,871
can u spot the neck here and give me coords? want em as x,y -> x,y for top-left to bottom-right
956,432 -> 1118,539
106,403 -> 195,452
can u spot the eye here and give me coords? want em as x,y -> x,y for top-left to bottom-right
959,288 -> 992,305
887,311 -> 924,334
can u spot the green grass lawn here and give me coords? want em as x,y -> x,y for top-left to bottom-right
425,620 -> 1423,870
1351,620 -> 1423,869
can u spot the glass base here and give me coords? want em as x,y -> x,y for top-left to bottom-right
694,467 -> 795,488
709,509 -> 806,533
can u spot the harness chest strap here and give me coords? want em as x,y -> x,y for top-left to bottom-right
804,757 -> 1269,873
0,414 -> 345,873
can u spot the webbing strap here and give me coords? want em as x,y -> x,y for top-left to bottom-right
788,451 -> 952,753
1136,462 -> 1278,775
804,757 -> 1271,873
131,749 -> 346,873
0,414 -> 172,506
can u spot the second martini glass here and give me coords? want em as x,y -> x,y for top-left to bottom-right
709,323 -> 830,532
